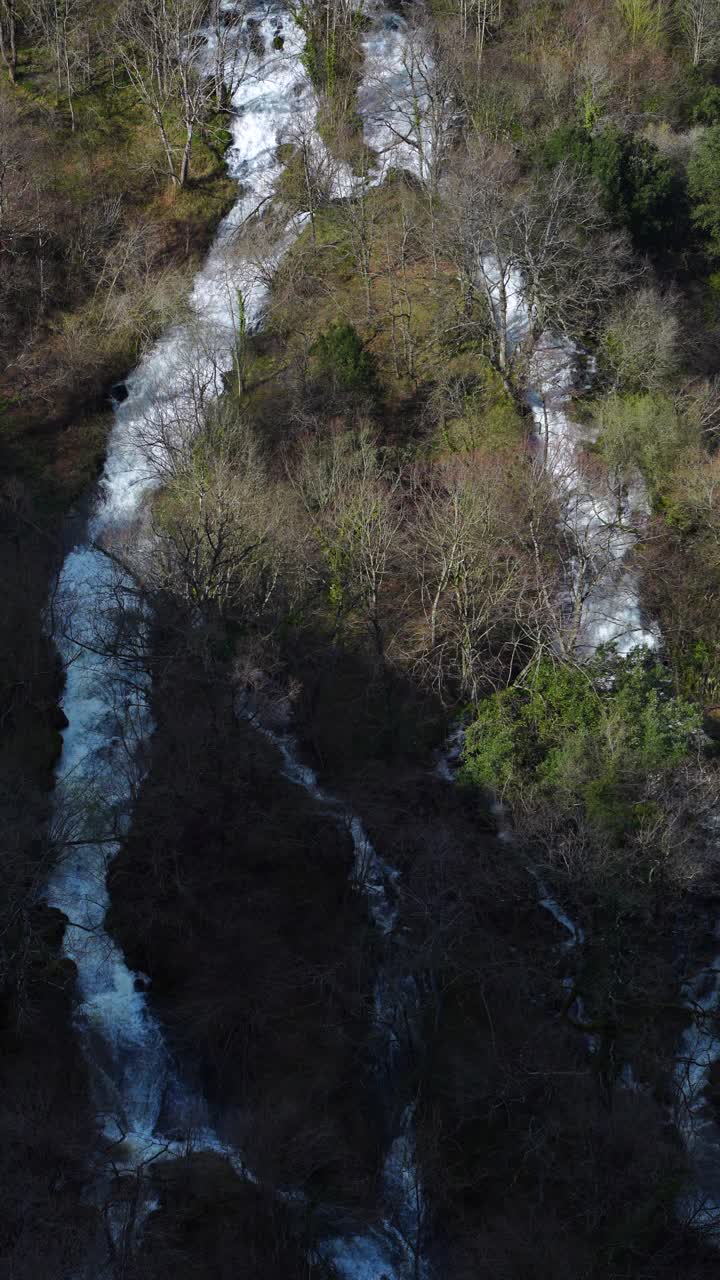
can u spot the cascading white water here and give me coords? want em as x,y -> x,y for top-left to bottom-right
45,4 -> 430,1272
502,288 -> 720,1222
46,4 -> 313,1169
489,267 -> 658,656
525,334 -> 658,655
45,0 -> 713,1263
241,713 -> 426,1277
252,722 -> 399,933
359,6 -> 428,178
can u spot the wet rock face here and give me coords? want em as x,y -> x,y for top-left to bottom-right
47,704 -> 69,732
246,16 -> 265,59
33,903 -> 69,950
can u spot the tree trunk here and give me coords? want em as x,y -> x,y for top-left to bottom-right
179,120 -> 193,188
155,110 -> 178,185
0,0 -> 17,82
302,142 -> 316,245
63,36 -> 76,132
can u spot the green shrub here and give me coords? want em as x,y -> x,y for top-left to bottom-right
593,392 -> 692,504
541,123 -> 594,171
436,364 -> 524,453
616,0 -> 664,45
310,323 -> 377,397
541,125 -> 683,253
590,128 -> 680,252
689,83 -> 720,126
460,652 -> 700,837
689,124 -> 720,258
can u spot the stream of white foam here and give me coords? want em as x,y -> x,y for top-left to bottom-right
47,2 -> 312,1171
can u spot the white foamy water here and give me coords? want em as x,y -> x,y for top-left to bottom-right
224,18 -> 438,1271
525,334 -> 658,656
492,264 -> 657,657
360,0 -> 720,1243
360,5 -> 437,184
41,0 -> 691,1265
46,5 -> 313,1168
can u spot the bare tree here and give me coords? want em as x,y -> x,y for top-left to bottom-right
444,142 -> 630,383
513,161 -> 631,337
0,0 -> 20,80
457,0 -> 504,67
291,428 -> 403,670
207,0 -> 253,107
287,0 -> 360,93
598,286 -> 679,393
410,455 -> 539,700
335,179 -> 382,321
680,0 -> 720,64
278,105 -> 339,243
27,0 -> 90,129
115,0 -> 213,187
128,334 -> 228,485
362,20 -> 458,195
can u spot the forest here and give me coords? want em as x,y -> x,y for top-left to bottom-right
5,0 -> 720,1277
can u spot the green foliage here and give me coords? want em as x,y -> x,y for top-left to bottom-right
689,125 -> 720,258
435,364 -> 524,454
596,288 -> 678,394
590,128 -> 679,252
541,125 -> 681,252
684,639 -> 720,704
293,3 -> 364,99
688,83 -> 720,126
460,652 -> 700,837
311,323 -> 377,397
616,0 -> 664,45
593,392 -> 693,504
542,123 -> 594,171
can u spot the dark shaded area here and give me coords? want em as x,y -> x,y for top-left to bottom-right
133,1155 -> 326,1280
106,643 -> 381,1215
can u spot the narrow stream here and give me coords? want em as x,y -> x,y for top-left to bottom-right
240,705 -> 426,1278
524,330 -> 658,655
504,285 -> 720,1225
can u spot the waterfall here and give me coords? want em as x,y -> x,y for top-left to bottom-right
45,5 -> 431,1274
502,283 -> 720,1227
524,336 -> 658,656
47,3 -> 312,1172
42,0 -> 718,1264
241,714 -> 426,1278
